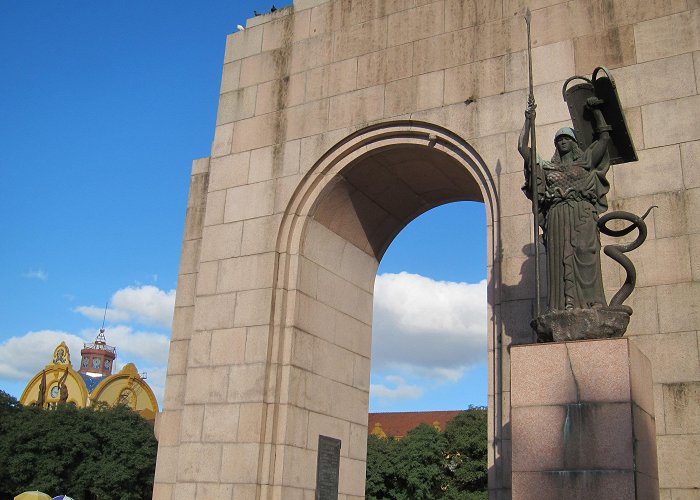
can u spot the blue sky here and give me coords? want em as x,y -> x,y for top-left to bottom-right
0,1 -> 487,412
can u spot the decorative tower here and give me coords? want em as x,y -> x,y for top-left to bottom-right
79,328 -> 116,377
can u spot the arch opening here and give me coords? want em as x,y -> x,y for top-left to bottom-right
269,122 -> 502,498
310,144 -> 483,261
369,200 -> 488,414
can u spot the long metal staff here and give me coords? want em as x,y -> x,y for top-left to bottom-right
525,7 -> 541,318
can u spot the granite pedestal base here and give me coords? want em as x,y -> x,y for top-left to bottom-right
510,338 -> 659,500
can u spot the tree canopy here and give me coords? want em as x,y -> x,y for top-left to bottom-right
0,391 -> 156,500
366,407 -> 488,499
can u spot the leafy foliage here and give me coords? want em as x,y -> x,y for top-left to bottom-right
442,408 -> 488,499
365,434 -> 399,500
366,408 -> 488,499
394,423 -> 449,499
0,389 -> 20,413
0,397 -> 156,500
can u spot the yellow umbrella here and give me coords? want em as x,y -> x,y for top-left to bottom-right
14,492 -> 52,500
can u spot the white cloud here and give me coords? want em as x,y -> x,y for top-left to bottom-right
0,326 -> 169,403
0,285 -> 172,406
0,330 -> 85,381
23,269 -> 47,280
371,375 -> 424,401
75,306 -> 131,323
90,325 -> 170,366
76,285 -> 175,328
371,272 -> 487,381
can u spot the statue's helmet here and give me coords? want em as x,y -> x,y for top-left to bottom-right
554,127 -> 577,142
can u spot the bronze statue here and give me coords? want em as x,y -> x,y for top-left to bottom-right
58,366 -> 69,404
37,370 -> 47,408
518,97 -> 612,311
516,65 -> 652,342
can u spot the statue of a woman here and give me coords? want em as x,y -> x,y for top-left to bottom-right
518,98 -> 612,311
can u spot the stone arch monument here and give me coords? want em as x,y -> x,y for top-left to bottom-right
154,1 -> 700,498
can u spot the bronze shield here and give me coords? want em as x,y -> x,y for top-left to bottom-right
562,67 -> 638,165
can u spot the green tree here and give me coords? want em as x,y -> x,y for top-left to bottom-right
365,434 -> 399,500
76,404 -> 157,499
394,424 -> 449,499
442,408 -> 488,499
365,409 -> 488,499
366,424 -> 448,499
0,390 -> 21,492
0,398 -> 156,500
0,389 -> 20,413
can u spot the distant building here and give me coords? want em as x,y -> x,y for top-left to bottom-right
19,330 -> 158,423
368,410 -> 463,439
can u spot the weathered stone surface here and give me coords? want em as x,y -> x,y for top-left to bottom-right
445,57 -> 505,103
657,434 -> 700,489
663,382 -> 700,434
643,94 -> 700,149
574,25 -> 636,74
356,43 -> 413,89
634,9 -> 700,63
511,471 -> 636,500
533,306 -> 632,342
157,0 -> 700,496
224,29 -> 263,63
506,40 -> 574,92
632,332 -> 700,383
334,18 -> 387,60
412,28 -> 476,75
387,2 -> 444,47
216,87 -> 257,126
211,124 -> 233,158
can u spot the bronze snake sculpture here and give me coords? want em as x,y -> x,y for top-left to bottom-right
597,206 -> 655,307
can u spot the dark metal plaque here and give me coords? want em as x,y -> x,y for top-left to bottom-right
315,435 -> 341,500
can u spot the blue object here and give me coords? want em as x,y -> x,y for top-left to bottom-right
79,372 -> 104,392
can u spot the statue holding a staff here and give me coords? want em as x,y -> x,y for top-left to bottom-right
519,9 -> 649,342
518,96 -> 612,311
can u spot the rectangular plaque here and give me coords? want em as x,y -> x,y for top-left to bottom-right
315,435 -> 341,500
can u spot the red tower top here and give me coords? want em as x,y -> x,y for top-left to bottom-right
79,328 -> 117,377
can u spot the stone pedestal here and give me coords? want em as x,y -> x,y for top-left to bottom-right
510,338 -> 659,500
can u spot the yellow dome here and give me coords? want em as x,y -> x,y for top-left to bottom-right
19,342 -> 89,408
90,363 -> 159,420
19,341 -> 158,422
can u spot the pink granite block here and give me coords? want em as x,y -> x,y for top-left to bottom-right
629,340 -> 655,415
559,402 -> 634,470
635,472 -> 660,500
566,339 -> 632,402
511,470 -> 635,500
511,405 -> 566,471
511,343 -> 578,407
633,404 -> 659,478
511,338 -> 659,499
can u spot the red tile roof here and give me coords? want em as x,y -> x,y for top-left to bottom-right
368,410 -> 462,439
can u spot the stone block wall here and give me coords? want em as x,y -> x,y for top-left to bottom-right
154,0 -> 700,498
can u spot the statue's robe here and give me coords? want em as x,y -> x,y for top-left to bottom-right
524,144 -> 610,310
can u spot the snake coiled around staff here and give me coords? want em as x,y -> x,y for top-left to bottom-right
597,206 -> 655,307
